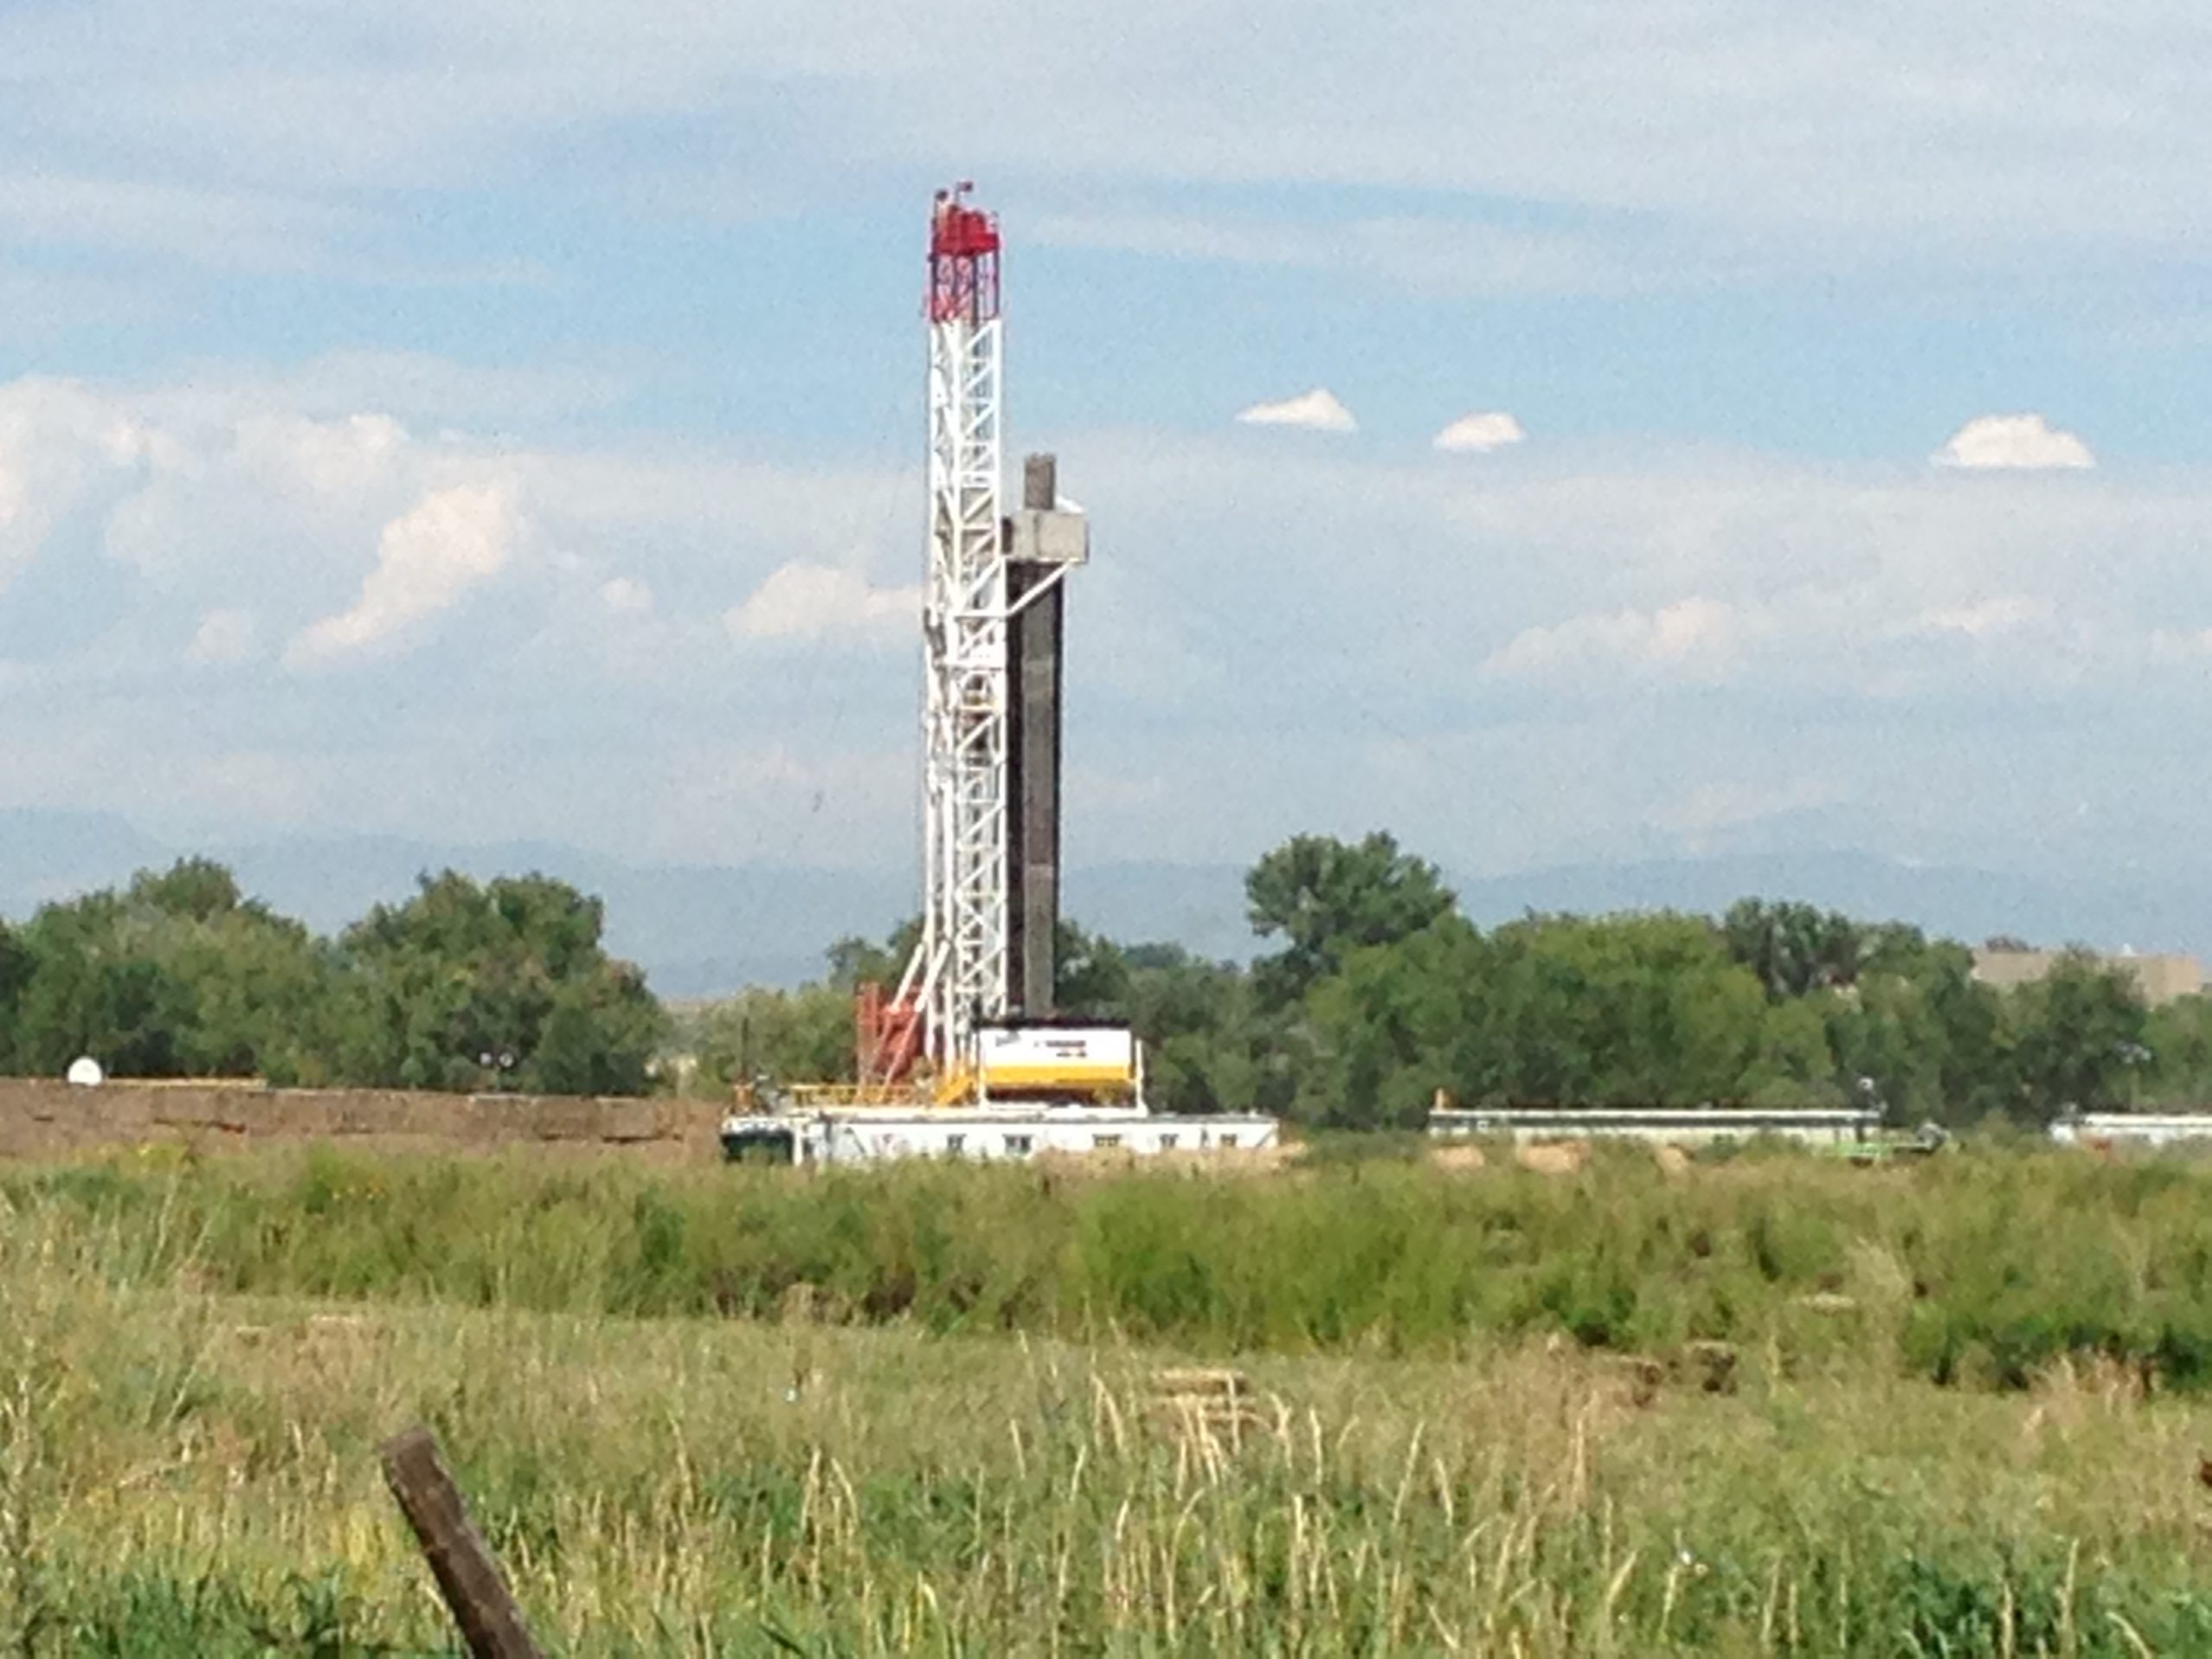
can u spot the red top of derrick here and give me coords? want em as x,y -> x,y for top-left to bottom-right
928,182 -> 1001,324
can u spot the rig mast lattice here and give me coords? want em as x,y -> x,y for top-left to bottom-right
917,185 -> 1009,1074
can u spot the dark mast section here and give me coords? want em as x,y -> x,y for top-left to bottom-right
1007,451 -> 1071,1016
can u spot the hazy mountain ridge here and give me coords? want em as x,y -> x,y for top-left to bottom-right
3,810 -> 2205,998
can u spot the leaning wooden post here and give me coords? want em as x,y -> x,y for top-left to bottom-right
380,1426 -> 543,1659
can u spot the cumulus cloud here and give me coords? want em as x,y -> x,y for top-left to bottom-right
724,563 -> 919,644
286,484 -> 518,668
1433,411 -> 1527,454
0,378 -> 162,591
1482,596 -> 1752,685
232,412 -> 407,499
185,608 -> 259,665
12,350 -> 2212,894
0,366 -> 916,684
1934,414 -> 2096,472
1236,389 -> 1357,434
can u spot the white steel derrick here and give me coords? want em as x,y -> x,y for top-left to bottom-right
920,308 -> 1008,1075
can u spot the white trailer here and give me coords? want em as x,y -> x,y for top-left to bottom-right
1429,1105 -> 1881,1147
2050,1112 -> 2212,1148
721,1102 -> 1280,1166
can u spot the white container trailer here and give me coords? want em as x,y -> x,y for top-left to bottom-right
721,1102 -> 1279,1166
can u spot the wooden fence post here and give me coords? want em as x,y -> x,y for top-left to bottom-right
380,1426 -> 543,1658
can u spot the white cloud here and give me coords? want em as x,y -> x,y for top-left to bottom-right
1236,388 -> 1357,433
1433,411 -> 1527,454
1934,414 -> 2096,472
1483,596 -> 1753,685
5,0 -> 2212,321
13,352 -> 2212,895
0,378 -> 169,591
185,608 -> 258,665
724,562 -> 918,644
0,365 -> 919,679
286,484 -> 518,668
233,412 -> 409,499
597,575 -> 654,614
16,1 -> 2211,255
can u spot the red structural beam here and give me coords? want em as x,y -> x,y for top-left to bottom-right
928,182 -> 1001,324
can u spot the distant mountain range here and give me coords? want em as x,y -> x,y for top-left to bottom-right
2,809 -> 2205,997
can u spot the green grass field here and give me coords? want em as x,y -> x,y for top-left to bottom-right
4,1144 -> 2212,1653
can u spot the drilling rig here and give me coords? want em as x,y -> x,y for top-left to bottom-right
877,183 -> 1090,1093
720,187 -> 1280,1165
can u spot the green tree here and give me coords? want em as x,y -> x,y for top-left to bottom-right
1300,918 -> 1483,1128
0,920 -> 33,1071
1742,995 -> 1843,1105
1054,921 -> 1134,1017
1826,972 -> 1945,1122
109,861 -> 334,1082
1289,909 -> 1794,1125
2146,993 -> 2212,1108
1446,912 -> 1773,1106
1722,899 -> 1877,1001
9,892 -> 189,1077
10,891 -> 149,1076
825,918 -> 922,993
2003,952 -> 2150,1124
1245,832 -> 1455,1008
132,856 -> 250,924
329,871 -> 665,1095
0,862 -> 326,1081
1820,939 -> 2002,1126
692,983 -> 858,1088
1117,943 -> 1281,1116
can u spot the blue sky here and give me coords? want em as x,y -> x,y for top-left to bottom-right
4,0 -> 2212,919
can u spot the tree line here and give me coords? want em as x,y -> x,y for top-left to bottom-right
0,859 -> 664,1094
694,832 -> 2212,1129
6,838 -> 2209,1124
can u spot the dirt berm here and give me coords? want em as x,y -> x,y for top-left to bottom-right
0,1078 -> 722,1160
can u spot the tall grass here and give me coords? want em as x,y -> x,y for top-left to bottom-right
3,1179 -> 2212,1653
14,1144 -> 2212,1390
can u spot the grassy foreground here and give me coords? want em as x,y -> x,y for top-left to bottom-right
2,1147 -> 2212,1652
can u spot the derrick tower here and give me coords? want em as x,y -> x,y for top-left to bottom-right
717,188 -> 1286,1160
918,183 -> 1010,1075
896,184 -> 1084,1082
